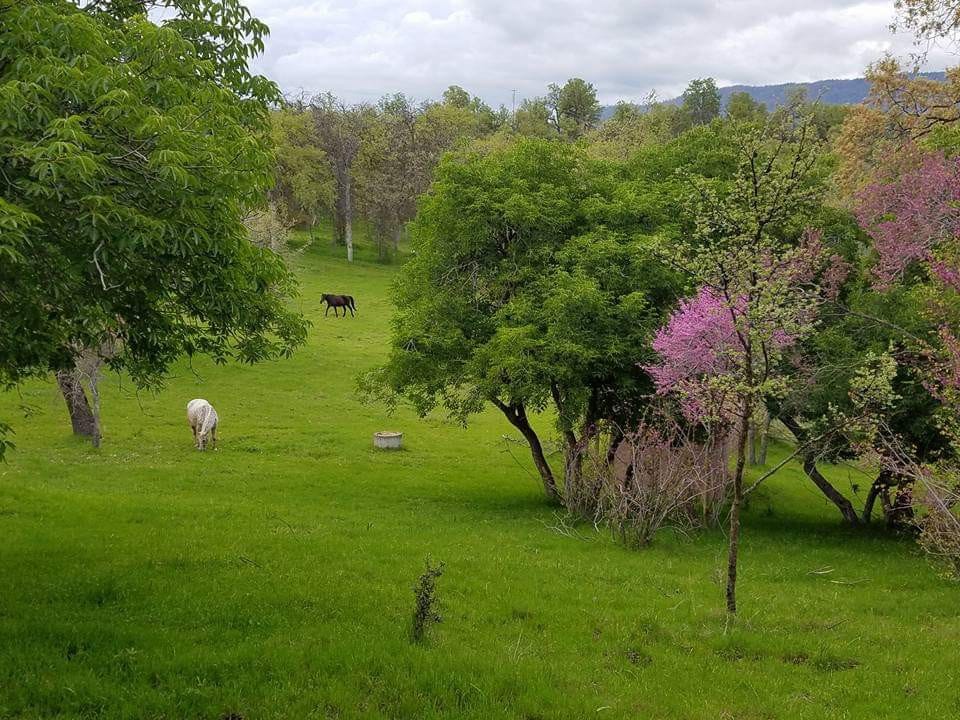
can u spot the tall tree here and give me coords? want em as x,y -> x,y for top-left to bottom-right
356,94 -> 419,259
646,112 -> 827,614
0,0 -> 308,451
356,93 -> 482,259
442,85 -> 472,109
680,78 -> 721,128
547,78 -> 602,139
363,139 -> 678,502
269,106 -> 334,226
587,93 -> 682,159
310,93 -> 375,262
513,98 -> 553,138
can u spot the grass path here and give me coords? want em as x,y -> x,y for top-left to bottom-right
1,246 -> 957,719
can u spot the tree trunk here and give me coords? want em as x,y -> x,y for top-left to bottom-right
780,415 -> 860,526
606,423 -> 624,465
56,369 -> 100,447
344,182 -> 354,262
550,382 -> 583,496
757,408 -> 771,465
747,421 -> 757,465
803,457 -> 860,526
862,470 -> 890,524
493,399 -> 560,503
393,224 -> 402,252
333,180 -> 347,246
727,397 -> 751,615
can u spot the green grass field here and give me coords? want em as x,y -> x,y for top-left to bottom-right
1,240 -> 958,719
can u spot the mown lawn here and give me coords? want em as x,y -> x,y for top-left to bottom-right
1,242 -> 958,719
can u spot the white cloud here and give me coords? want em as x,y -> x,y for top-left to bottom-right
242,0 -> 956,106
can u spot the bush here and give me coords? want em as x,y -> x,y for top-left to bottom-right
917,473 -> 960,579
575,422 -> 731,547
244,202 -> 302,257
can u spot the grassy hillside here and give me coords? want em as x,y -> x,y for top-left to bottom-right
1,244 -> 957,719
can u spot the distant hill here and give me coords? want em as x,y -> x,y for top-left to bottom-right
601,72 -> 947,119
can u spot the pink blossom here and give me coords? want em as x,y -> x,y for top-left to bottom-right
822,254 -> 851,301
856,153 -> 960,291
646,287 -> 740,394
645,287 -> 792,423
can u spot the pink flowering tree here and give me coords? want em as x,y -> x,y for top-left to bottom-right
856,153 -> 960,292
645,113 -> 837,615
857,152 -> 960,440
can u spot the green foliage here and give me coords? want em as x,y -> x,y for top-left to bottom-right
366,139 -> 677,432
513,98 -> 553,138
547,78 -> 602,139
680,78 -> 721,128
0,0 -> 308,449
725,91 -> 768,123
85,0 -> 279,101
410,560 -> 444,643
610,100 -> 643,123
441,85 -> 508,135
269,106 -> 334,225
588,97 -> 685,160
442,85 -> 472,109
787,281 -> 953,463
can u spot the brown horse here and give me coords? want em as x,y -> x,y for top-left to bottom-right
322,293 -> 357,317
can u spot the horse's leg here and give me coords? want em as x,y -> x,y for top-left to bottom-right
324,304 -> 330,316
192,425 -> 197,448
349,304 -> 354,317
211,427 -> 217,449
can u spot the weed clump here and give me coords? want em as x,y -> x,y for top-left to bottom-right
410,559 -> 444,643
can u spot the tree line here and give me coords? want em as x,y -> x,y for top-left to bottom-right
269,75 -> 801,261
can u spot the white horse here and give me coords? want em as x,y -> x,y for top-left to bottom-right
186,398 -> 219,451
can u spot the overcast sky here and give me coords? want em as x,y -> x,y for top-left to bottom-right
241,0 -> 954,107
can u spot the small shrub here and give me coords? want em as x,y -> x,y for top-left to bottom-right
575,420 -> 731,547
410,559 -> 444,643
244,202 -> 304,258
916,475 -> 960,579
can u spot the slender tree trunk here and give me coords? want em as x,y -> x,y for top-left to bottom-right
550,382 -> 584,497
393,224 -> 402,252
333,177 -> 347,246
757,408 -> 771,465
727,397 -> 751,615
862,470 -> 890,524
493,399 -> 560,503
606,423 -> 624,465
747,421 -> 757,465
56,368 -> 100,447
344,181 -> 353,262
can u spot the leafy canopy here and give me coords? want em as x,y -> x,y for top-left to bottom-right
365,139 -> 678,429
